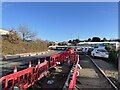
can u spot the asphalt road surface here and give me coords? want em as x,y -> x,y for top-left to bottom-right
1,50 -> 64,77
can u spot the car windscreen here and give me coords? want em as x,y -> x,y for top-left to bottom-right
97,49 -> 107,52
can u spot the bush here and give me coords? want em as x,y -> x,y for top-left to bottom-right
3,30 -> 21,44
105,46 -> 113,52
109,51 -> 118,64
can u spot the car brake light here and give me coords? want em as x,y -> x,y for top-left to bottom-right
106,52 -> 108,54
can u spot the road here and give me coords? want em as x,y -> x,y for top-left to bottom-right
1,50 -> 64,77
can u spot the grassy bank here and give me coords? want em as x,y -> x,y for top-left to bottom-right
2,40 -> 48,55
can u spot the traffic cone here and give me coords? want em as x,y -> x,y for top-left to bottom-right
44,58 -> 47,62
14,65 -> 17,73
29,61 -> 32,68
78,64 -> 82,69
38,59 -> 40,64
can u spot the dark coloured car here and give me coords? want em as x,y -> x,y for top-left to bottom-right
87,48 -> 94,55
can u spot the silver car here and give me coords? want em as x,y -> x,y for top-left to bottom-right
91,48 -> 109,58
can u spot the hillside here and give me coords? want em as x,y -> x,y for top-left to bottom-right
2,40 -> 48,55
1,29 -> 48,55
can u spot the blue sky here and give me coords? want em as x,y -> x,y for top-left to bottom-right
2,2 -> 118,41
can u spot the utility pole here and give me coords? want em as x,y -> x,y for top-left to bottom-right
118,1 -> 120,83
78,34 -> 79,40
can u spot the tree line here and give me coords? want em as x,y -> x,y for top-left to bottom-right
68,37 -> 120,45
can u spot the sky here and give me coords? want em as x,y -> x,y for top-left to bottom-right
2,2 -> 118,42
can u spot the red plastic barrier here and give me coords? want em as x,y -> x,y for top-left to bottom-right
55,53 -> 77,64
33,61 -> 48,82
68,68 -> 77,89
0,67 -> 33,90
69,54 -> 77,64
68,55 -> 79,90
68,80 -> 74,89
50,55 -> 57,68
0,61 -> 49,90
0,51 -> 78,90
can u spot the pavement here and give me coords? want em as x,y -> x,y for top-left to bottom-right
76,55 -> 113,89
87,55 -> 119,89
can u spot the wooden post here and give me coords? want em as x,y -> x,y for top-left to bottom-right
118,51 -> 120,83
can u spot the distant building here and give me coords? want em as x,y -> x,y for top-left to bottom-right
0,29 -> 9,35
76,42 -> 119,50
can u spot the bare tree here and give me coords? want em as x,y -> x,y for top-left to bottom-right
18,25 -> 36,41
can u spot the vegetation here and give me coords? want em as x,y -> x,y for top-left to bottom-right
2,30 -> 21,44
67,37 -> 120,46
91,37 -> 101,42
2,26 -> 48,55
105,46 -> 113,52
108,51 -> 118,66
18,25 -> 36,41
2,40 -> 48,55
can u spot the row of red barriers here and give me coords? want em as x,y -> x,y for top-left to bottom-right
0,61 -> 48,90
68,55 -> 79,90
49,50 -> 76,68
0,49 -> 78,90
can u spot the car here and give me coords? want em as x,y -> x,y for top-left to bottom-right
87,48 -> 94,55
74,47 -> 84,54
82,48 -> 91,54
76,48 -> 83,51
91,48 -> 109,58
82,48 -> 87,53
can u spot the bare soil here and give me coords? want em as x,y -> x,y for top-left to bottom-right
28,63 -> 72,90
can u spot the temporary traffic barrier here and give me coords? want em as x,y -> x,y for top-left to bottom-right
0,50 -> 78,90
50,55 -> 57,68
0,67 -> 34,90
0,61 -> 49,90
68,55 -> 79,90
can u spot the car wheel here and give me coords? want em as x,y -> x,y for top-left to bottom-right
92,54 -> 95,58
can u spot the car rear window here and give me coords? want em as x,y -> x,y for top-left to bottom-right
97,49 -> 107,52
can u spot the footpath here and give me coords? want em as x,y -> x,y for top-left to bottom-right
87,55 -> 120,89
